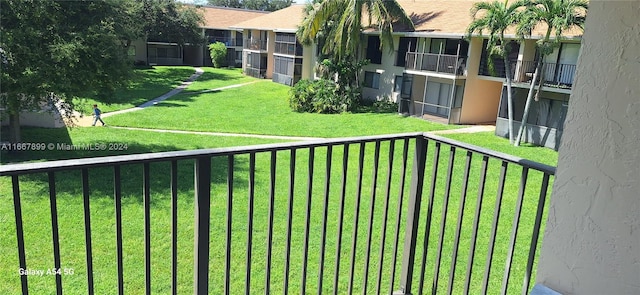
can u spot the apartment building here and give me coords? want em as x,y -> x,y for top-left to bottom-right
131,5 -> 267,67
231,5 -> 317,85
212,1 -> 581,150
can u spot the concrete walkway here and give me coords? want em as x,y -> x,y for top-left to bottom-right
102,67 -> 205,118
107,125 -> 495,142
75,67 -> 216,126
110,126 -> 323,141
427,125 -> 495,134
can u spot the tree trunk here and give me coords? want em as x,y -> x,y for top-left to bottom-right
514,59 -> 543,146
9,112 -> 21,144
503,56 -> 515,144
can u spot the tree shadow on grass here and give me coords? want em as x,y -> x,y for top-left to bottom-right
1,127 -> 249,205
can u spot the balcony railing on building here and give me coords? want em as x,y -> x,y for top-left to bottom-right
480,59 -> 577,89
244,38 -> 267,51
274,42 -> 303,56
1,133 -> 554,295
405,52 -> 467,76
209,36 -> 242,47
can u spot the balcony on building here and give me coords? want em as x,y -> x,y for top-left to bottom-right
244,38 -> 267,51
403,38 -> 469,76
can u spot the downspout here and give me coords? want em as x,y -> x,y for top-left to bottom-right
421,76 -> 429,118
447,40 -> 462,124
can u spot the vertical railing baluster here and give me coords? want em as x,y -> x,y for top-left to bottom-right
194,157 -> 212,295
265,151 -> 277,295
318,145 -> 333,294
500,167 -> 529,295
114,166 -> 124,295
431,146 -> 456,295
362,141 -> 381,294
246,153 -> 256,295
332,143 -> 350,295
397,136 -> 428,294
447,151 -> 473,294
302,147 -> 315,294
375,140 -> 395,294
82,169 -> 94,295
48,172 -> 63,295
170,161 -> 178,295
347,143 -> 366,294
464,156 -> 489,294
225,155 -> 234,295
283,149 -> 296,295
521,173 -> 551,295
12,175 -> 28,295
481,161 -> 508,294
417,142 -> 440,295
389,138 -> 410,295
143,163 -> 151,295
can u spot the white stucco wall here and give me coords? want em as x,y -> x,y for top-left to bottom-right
536,2 -> 640,294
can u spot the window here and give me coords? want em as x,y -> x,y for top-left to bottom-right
365,36 -> 382,64
235,50 -> 243,61
364,71 -> 380,89
275,33 -> 302,56
393,75 -> 403,93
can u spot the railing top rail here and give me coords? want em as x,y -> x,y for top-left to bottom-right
424,133 -> 556,175
0,133 -> 423,176
406,52 -> 465,58
1,132 -> 555,176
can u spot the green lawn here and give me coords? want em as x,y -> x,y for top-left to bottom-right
107,80 -> 459,138
1,68 -> 558,294
80,66 -> 197,114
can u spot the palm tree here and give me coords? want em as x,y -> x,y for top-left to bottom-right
514,0 -> 587,146
467,0 -> 527,144
297,0 -> 413,62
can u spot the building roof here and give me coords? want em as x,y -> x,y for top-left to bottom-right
230,5 -> 307,32
197,5 -> 269,29
394,0 -> 583,39
227,1 -> 583,39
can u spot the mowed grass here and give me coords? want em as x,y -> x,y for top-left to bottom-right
1,67 -> 558,294
107,80 -> 459,138
1,127 -> 557,294
80,66 -> 197,114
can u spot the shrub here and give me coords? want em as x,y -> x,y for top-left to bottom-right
289,79 -> 315,112
372,99 -> 399,113
289,79 -> 350,114
208,42 -> 227,68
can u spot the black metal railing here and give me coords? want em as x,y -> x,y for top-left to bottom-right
1,133 -> 555,295
244,38 -> 267,51
405,53 -> 467,75
512,61 -> 576,89
479,59 -> 576,89
209,36 -> 242,47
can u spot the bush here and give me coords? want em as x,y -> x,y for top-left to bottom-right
289,79 -> 315,112
372,99 -> 398,113
208,42 -> 227,68
289,79 -> 357,114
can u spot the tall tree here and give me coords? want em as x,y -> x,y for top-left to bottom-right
0,0 -> 203,143
467,0 -> 527,144
297,0 -> 413,61
142,0 -> 205,44
514,0 -> 587,146
206,0 -> 292,11
296,0 -> 413,110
